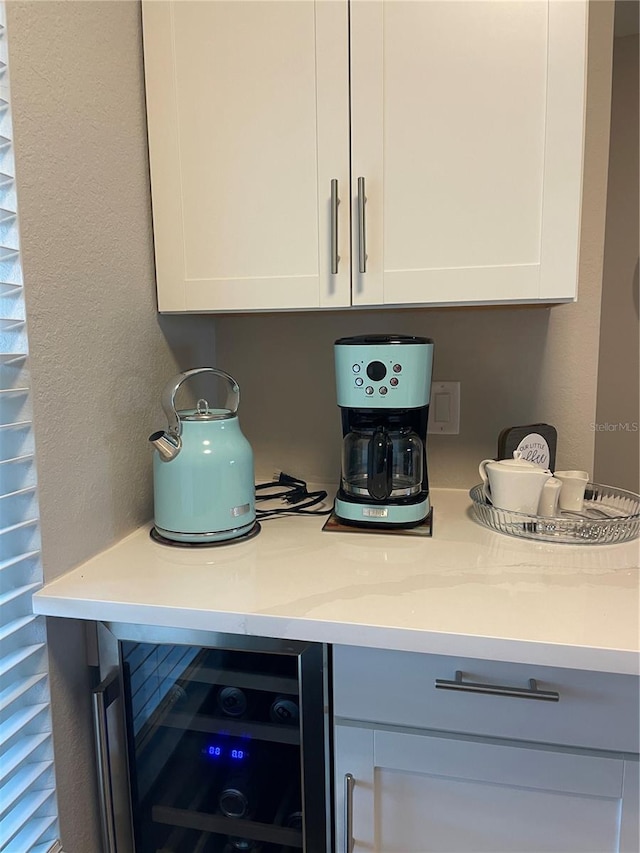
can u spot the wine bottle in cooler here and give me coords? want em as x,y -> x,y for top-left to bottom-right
285,810 -> 303,832
269,694 -> 299,726
223,839 -> 262,853
216,685 -> 249,718
218,764 -> 255,819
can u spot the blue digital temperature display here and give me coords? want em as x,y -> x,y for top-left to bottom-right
204,744 -> 248,761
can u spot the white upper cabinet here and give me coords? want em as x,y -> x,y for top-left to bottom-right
142,0 -> 351,311
350,0 -> 587,306
143,0 -> 588,313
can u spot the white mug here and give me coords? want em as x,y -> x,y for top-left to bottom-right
554,470 -> 589,512
537,477 -> 562,517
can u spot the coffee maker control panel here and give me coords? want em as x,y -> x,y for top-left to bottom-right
352,360 -> 403,379
335,339 -> 433,410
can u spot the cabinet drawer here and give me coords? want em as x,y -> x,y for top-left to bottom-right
333,646 -> 639,754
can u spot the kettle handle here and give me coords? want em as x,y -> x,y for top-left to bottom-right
161,368 -> 240,437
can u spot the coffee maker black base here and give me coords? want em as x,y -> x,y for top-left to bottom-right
334,485 -> 431,527
323,508 -> 433,537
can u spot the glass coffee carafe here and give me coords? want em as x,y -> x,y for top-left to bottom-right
341,425 -> 424,501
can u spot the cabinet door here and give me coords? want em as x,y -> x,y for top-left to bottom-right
143,0 -> 351,312
350,0 -> 587,307
335,725 -> 636,853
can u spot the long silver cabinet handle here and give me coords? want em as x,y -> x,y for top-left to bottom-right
331,178 -> 340,274
357,177 -> 367,273
435,670 -> 559,702
344,772 -> 355,853
92,671 -> 121,853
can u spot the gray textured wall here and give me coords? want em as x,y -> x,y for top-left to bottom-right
7,2 -> 213,849
595,33 -> 640,492
216,2 -> 615,489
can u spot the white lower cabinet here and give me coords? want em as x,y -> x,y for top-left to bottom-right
334,725 -> 639,853
333,647 -> 640,853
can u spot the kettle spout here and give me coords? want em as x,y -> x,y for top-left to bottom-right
149,430 -> 181,462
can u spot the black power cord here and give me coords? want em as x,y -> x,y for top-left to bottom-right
255,471 -> 333,519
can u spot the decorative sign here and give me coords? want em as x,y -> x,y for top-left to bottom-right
497,424 -> 558,471
515,433 -> 551,467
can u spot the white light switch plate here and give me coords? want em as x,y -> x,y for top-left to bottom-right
428,381 -> 460,435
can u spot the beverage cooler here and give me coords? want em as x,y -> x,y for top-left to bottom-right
91,624 -> 332,853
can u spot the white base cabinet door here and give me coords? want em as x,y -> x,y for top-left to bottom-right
335,725 -> 639,853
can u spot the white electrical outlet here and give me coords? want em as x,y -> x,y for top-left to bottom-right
428,381 -> 461,435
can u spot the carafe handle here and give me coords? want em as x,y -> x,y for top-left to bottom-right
161,368 -> 240,438
368,426 -> 393,501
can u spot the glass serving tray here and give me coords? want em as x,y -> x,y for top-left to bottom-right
469,482 -> 640,545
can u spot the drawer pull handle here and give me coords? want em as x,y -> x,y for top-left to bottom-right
344,772 -> 354,853
435,670 -> 559,702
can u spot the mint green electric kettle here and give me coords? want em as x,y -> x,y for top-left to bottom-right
149,368 -> 256,543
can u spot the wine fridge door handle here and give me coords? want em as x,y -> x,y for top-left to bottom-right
434,670 -> 560,702
92,670 -> 120,853
344,772 -> 355,853
331,178 -> 340,274
357,177 -> 367,274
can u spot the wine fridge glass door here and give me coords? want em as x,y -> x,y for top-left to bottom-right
104,631 -> 329,853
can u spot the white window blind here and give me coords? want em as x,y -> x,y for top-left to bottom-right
0,4 -> 61,851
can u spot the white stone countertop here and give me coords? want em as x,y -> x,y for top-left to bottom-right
33,489 -> 640,675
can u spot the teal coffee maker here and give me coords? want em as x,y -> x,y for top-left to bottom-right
149,368 -> 256,544
334,335 -> 434,528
